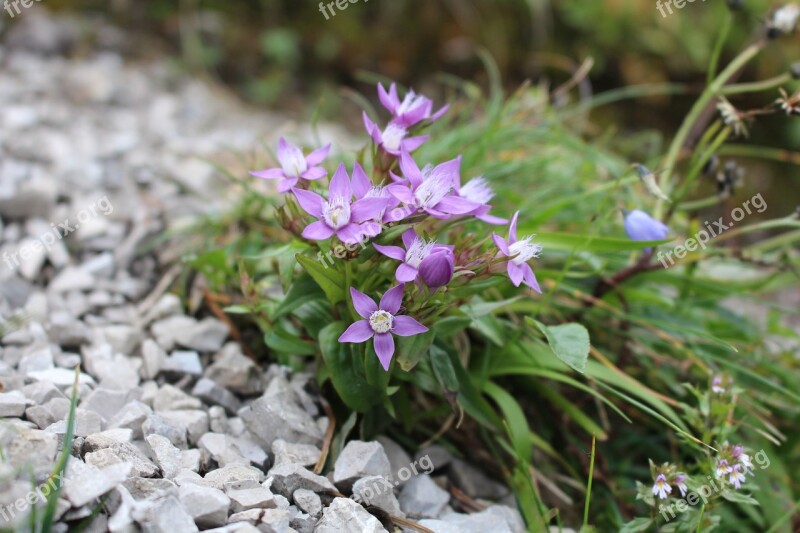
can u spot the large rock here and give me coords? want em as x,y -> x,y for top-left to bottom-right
314,497 -> 388,533
398,475 -> 450,518
239,378 -> 322,449
178,483 -> 231,529
63,460 -> 133,508
132,493 -> 199,533
267,464 -> 336,497
204,343 -> 263,395
333,441 -> 391,490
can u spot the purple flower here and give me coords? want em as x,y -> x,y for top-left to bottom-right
338,285 -> 429,371
419,248 -> 455,288
377,82 -> 449,128
673,473 -> 688,497
292,163 -> 388,244
385,151 -> 481,220
363,113 -> 428,157
623,209 -> 669,252
374,228 -> 454,285
455,176 -> 507,225
250,138 -> 331,193
729,464 -> 746,489
493,211 -> 542,293
651,474 -> 672,500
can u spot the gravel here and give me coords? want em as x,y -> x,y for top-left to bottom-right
0,9 -> 521,532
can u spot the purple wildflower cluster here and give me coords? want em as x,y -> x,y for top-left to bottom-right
714,443 -> 754,490
250,83 -> 544,370
650,464 -> 689,500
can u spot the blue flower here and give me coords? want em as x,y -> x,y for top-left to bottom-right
623,209 -> 669,251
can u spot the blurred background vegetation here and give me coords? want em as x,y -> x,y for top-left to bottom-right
41,0 -> 800,215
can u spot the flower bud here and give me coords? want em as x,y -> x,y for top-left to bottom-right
623,209 -> 669,252
419,249 -> 455,288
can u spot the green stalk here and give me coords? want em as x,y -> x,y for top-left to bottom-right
721,73 -> 792,95
707,12 -> 732,85
582,434 -> 596,528
657,42 -> 764,218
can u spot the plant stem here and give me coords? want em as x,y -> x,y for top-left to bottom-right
658,42 -> 764,218
721,73 -> 792,95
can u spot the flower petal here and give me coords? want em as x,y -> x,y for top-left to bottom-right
336,223 -> 365,245
301,220 -> 335,241
395,263 -> 419,283
493,233 -> 509,255
477,213 -> 508,225
301,167 -> 327,181
378,82 -> 399,114
351,197 -> 388,223
373,244 -> 406,262
401,228 -> 417,249
361,221 -> 383,238
362,112 -> 382,144
507,262 -> 524,287
277,178 -> 298,193
509,211 -> 520,243
430,104 -> 449,122
350,287 -> 378,318
339,320 -> 374,343
292,188 -> 325,218
386,183 -> 416,205
380,284 -> 405,314
521,264 -> 542,294
351,162 -> 371,199
402,135 -> 428,153
434,195 -> 482,215
329,163 -> 352,199
305,143 -> 331,166
433,156 -> 462,188
373,333 -> 395,371
392,315 -> 429,337
398,150 -> 424,189
249,168 -> 285,180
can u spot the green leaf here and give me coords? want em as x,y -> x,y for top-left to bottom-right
530,319 -> 590,373
318,322 -> 381,412
532,231 -> 671,252
295,254 -> 345,304
430,345 -> 460,394
431,315 -> 472,337
395,330 -> 436,371
484,382 -> 533,462
273,274 -> 326,318
264,325 -> 315,355
619,517 -> 653,533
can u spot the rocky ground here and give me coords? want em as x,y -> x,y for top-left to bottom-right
0,10 -> 524,533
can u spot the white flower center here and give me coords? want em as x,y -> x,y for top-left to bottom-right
405,237 -> 435,268
322,196 -> 351,230
369,310 -> 394,334
460,177 -> 494,204
382,124 -> 407,151
414,170 -> 452,209
281,147 -> 308,178
508,237 -> 542,265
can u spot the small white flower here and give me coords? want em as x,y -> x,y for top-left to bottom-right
729,464 -> 747,489
771,3 -> 800,35
715,459 -> 732,478
460,177 -> 495,204
673,474 -> 688,497
652,474 -> 672,500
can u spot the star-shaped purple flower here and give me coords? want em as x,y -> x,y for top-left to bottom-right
250,137 -> 331,193
493,211 -> 542,293
385,150 -> 481,220
338,285 -> 429,371
363,113 -> 428,157
292,163 -> 388,244
373,228 -> 454,285
377,82 -> 449,128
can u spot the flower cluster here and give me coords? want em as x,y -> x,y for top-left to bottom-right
650,463 -> 689,500
714,443 -> 754,490
250,83 -> 543,371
